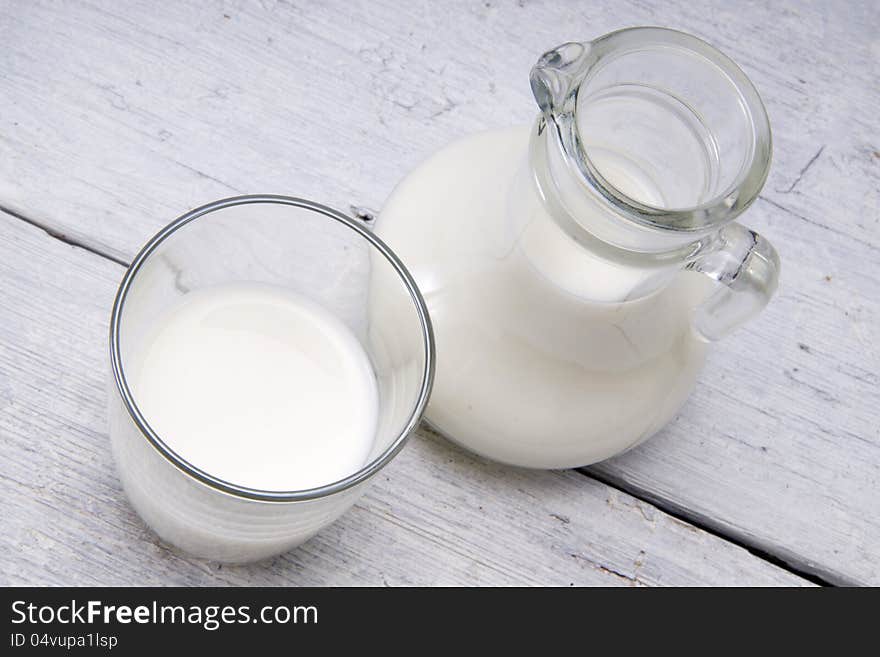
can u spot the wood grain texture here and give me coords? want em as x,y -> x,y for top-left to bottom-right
0,0 -> 876,584
0,211 -> 809,586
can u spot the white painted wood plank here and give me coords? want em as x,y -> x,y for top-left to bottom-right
0,0 -> 876,583
0,211 -> 807,586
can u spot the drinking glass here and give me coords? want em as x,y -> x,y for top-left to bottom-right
108,195 -> 434,563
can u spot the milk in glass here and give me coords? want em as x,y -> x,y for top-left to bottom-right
129,282 -> 379,491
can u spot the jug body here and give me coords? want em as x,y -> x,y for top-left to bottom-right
375,27 -> 779,468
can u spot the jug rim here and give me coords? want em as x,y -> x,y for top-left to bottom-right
534,26 -> 773,233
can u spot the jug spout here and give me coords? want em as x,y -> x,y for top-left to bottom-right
529,42 -> 589,114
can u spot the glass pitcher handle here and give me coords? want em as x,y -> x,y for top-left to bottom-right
688,223 -> 780,341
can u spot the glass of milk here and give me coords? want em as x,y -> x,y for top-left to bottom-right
108,195 -> 434,563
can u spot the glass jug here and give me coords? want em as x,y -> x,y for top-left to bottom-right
374,27 -> 779,468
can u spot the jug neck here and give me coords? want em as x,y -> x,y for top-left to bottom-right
528,117 -> 704,262
528,28 -> 772,256
512,121 -> 691,304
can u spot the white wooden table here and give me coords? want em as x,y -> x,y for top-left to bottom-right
1,0 -> 877,586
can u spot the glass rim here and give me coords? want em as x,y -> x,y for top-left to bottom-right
558,26 -> 773,232
109,194 -> 436,503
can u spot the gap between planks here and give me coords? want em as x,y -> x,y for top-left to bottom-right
582,467 -> 831,587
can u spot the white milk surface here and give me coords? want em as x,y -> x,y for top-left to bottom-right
129,282 -> 378,491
